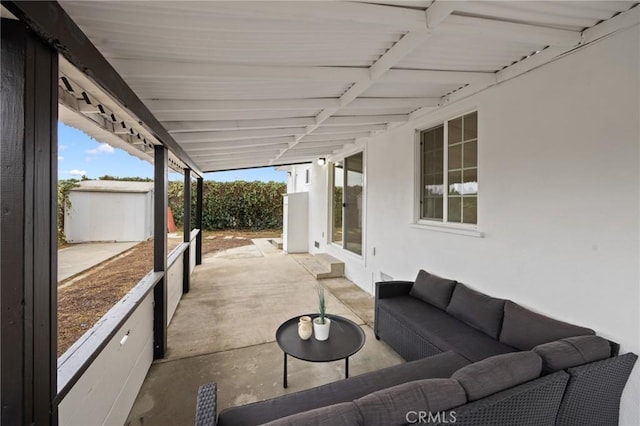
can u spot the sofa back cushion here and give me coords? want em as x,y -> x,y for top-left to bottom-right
452,351 -> 542,401
533,335 -> 611,373
409,270 -> 457,310
354,378 -> 466,426
261,402 -> 361,426
500,301 -> 595,350
445,283 -> 505,339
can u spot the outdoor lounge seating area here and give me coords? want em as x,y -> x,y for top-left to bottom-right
194,269 -> 637,425
124,240 -> 405,425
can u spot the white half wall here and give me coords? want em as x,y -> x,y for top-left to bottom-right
190,237 -> 197,274
59,293 -> 153,426
305,26 -> 639,424
167,250 -> 184,325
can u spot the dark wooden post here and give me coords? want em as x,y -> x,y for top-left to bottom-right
1,18 -> 59,425
196,177 -> 204,265
153,146 -> 168,359
182,169 -> 192,293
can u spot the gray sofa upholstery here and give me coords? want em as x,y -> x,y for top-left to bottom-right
374,271 -> 596,362
373,270 -> 637,426
216,351 -> 470,426
376,295 -> 516,362
198,350 -> 579,426
197,335 -> 636,426
195,270 -> 637,425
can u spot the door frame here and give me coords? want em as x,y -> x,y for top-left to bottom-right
328,149 -> 366,259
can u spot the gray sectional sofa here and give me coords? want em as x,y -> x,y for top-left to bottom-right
195,270 -> 637,426
374,270 -> 598,362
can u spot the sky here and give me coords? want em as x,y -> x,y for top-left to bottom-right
58,123 -> 287,183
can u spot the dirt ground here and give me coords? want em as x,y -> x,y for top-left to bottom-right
58,230 -> 280,357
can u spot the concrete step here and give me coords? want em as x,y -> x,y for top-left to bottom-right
268,238 -> 283,250
297,253 -> 344,279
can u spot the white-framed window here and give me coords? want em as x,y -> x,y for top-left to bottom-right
419,111 -> 477,225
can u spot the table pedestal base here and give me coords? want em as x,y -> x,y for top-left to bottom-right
283,353 -> 350,389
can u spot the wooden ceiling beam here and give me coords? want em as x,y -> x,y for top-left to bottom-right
174,127 -> 306,143
165,117 -> 317,133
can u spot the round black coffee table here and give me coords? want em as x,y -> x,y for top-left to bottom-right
276,314 -> 366,388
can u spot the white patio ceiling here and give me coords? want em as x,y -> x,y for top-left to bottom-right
58,1 -> 638,172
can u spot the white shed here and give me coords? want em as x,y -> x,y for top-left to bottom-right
64,180 -> 154,243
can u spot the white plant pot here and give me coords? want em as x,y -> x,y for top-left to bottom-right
313,317 -> 331,341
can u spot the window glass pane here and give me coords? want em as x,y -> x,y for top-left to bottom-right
427,151 -> 438,171
421,126 -> 444,220
448,170 -> 462,195
423,149 -> 429,177
463,197 -> 477,224
448,144 -> 462,170
448,197 -> 462,223
422,198 -> 431,218
463,140 -> 477,168
425,175 -> 444,197
434,173 -> 443,193
421,116 -> 477,226
435,126 -> 444,147
434,197 -> 443,219
429,134 -> 439,151
464,112 -> 477,140
448,117 -> 462,145
462,168 -> 478,195
424,197 -> 443,221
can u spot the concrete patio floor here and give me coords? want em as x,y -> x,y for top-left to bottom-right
58,241 -> 139,282
125,239 -> 403,425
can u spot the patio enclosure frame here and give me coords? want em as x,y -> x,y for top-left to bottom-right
0,3 -> 206,423
1,18 -> 58,425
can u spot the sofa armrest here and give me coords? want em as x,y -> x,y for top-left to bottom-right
440,371 -> 569,426
375,280 -> 413,300
555,352 -> 638,426
608,339 -> 620,356
195,383 -> 218,426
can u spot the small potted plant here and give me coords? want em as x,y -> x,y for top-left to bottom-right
313,285 -> 331,341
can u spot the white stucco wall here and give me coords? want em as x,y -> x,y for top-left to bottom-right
286,164 -> 312,194
304,26 -> 639,424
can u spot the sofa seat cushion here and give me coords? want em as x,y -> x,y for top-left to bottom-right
409,270 -> 457,310
452,351 -> 543,401
354,378 -> 466,426
261,403 -> 361,426
446,283 -> 506,339
533,335 -> 611,373
500,301 -> 595,350
217,350 -> 470,426
379,296 -> 517,362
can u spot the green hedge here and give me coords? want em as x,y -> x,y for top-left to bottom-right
58,178 -> 284,242
58,179 -> 80,243
169,180 -> 286,231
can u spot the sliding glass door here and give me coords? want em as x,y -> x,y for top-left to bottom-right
331,160 -> 344,246
331,152 -> 363,255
